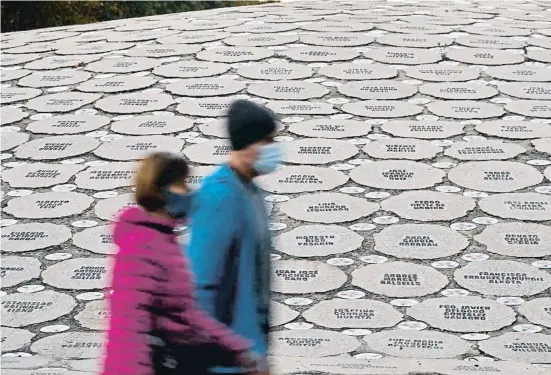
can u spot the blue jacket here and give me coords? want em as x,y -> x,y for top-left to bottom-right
184,164 -> 270,371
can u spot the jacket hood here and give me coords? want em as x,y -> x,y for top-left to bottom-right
113,206 -> 177,247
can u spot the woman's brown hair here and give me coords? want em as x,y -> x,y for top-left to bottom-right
134,152 -> 189,212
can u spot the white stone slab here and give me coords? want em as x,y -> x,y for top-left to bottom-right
25,55 -> 102,70
111,115 -> 192,135
3,192 -> 93,219
479,333 -> 551,363
94,193 -> 136,221
176,97 -> 236,117
365,330 -> 470,359
266,100 -> 337,115
475,120 -> 551,139
518,298 -> 551,329
301,21 -> 373,33
319,63 -> 397,81
196,47 -> 274,63
0,327 -> 35,352
338,80 -> 417,100
427,101 -> 504,119
283,138 -> 359,165
1,87 -> 42,104
499,82 -> 551,100
533,137 -> 551,154
94,92 -> 173,114
185,165 -> 218,190
225,23 -> 299,34
288,119 -> 371,139
237,63 -> 313,80
374,224 -> 469,260
362,139 -> 442,160
1,223 -> 72,252
25,92 -> 101,113
446,48 -> 524,65
270,301 -> 299,327
2,290 -> 77,327
280,192 -> 379,223
528,49 -> 551,63
183,139 -> 232,165
31,331 -> 105,359
272,260 -> 347,294
455,35 -> 525,49
18,71 -> 91,88
365,47 -> 442,65
42,258 -> 111,290
462,25 -> 531,37
445,140 -> 526,160
282,46 -> 360,62
1,132 -> 30,152
352,261 -> 448,297
255,166 -> 348,194
273,224 -> 363,257
75,300 -> 109,330
420,82 -> 497,100
14,135 -> 99,160
1,107 -> 29,126
124,44 -> 202,57
72,225 -> 117,255
26,115 -> 110,134
93,135 -> 184,161
180,19 -> 244,31
486,65 -> 551,82
342,100 -> 423,118
167,78 -> 246,97
77,75 -> 156,93
379,23 -> 453,34
153,61 -> 230,78
454,260 -> 551,296
1,256 -> 41,287
478,193 -> 551,221
75,162 -> 137,190
304,299 -> 402,329
301,33 -> 374,47
2,163 -> 84,188
1,68 -> 31,82
381,191 -> 476,221
505,100 -> 551,118
407,296 -> 516,333
1,53 -> 41,66
247,81 -> 328,100
157,31 -> 230,44
270,329 -> 361,357
381,120 -> 464,139
224,34 -> 299,47
405,64 -> 479,82
85,57 -> 161,73
475,223 -> 551,258
377,33 -> 452,48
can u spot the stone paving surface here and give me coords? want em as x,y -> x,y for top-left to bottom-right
1,0 -> 551,374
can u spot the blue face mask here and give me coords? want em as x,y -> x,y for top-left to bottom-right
165,191 -> 194,219
254,143 -> 282,175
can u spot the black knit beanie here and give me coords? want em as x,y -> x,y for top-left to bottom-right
227,99 -> 277,150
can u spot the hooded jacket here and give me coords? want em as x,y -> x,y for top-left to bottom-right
102,206 -> 251,375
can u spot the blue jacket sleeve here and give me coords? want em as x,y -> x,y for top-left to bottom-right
185,182 -> 238,317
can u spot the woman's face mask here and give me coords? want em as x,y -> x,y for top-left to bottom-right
254,142 -> 282,175
165,190 -> 194,219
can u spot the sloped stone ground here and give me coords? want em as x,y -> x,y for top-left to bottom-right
1,1 -> 551,374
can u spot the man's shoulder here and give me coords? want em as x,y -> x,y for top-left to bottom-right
197,165 -> 240,203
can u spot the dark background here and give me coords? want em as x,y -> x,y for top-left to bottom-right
1,1 -> 270,33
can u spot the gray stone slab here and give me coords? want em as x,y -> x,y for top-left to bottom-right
75,300 -> 109,330
176,97 -> 237,117
72,225 -> 117,255
56,42 -> 134,55
407,296 -> 516,333
196,47 -> 274,63
153,61 -> 230,78
1,256 -> 41,287
225,23 -> 299,34
475,222 -> 551,258
26,114 -> 110,134
365,330 -> 470,359
186,165 -> 218,190
479,192 -> 551,221
272,260 -> 347,294
377,33 -> 452,48
1,290 -> 76,327
446,48 -> 524,65
74,162 -> 137,190
338,80 -> 417,100
256,165 -> 348,194
1,87 -> 42,104
224,33 -> 298,47
247,81 -> 328,100
319,63 -> 397,80
266,100 -> 337,115
85,57 -> 161,73
1,68 -> 31,82
282,46 -> 360,62
374,224 -> 469,260
25,92 -> 101,113
462,25 -> 531,37
485,65 -> 551,82
303,299 -> 402,328
1,107 -> 29,126
273,224 -> 364,257
454,35 -> 526,49
427,101 -> 504,119
479,333 -> 551,363
113,115 -> 193,135
157,31 -> 230,44
518,298 -> 551,329
533,137 -> 551,154
288,119 -> 371,139
342,100 -> 423,118
379,23 -> 454,34
197,119 -> 228,137
94,92 -> 174,114
3,191 -> 94,219
419,82 -> 497,100
405,64 -> 479,82
31,331 -> 105,359
183,139 -> 232,165
352,261 -> 448,297
283,138 -> 359,165
94,193 -> 136,221
42,258 -> 111,290
350,160 -> 445,190
528,49 -> 551,63
498,82 -> 551,100
381,120 -> 464,139
269,329 -> 361,357
18,71 -> 91,88
0,223 -> 72,253
1,132 -> 30,152
270,301 -> 299,327
280,192 -> 379,223
237,63 -> 313,81
1,53 -> 41,66
77,75 -> 156,93
94,135 -> 184,161
24,55 -> 102,70
124,43 -> 201,57
301,21 -> 373,33
475,120 -> 551,139
365,47 -> 441,65
301,33 -> 374,47
14,135 -> 99,160
454,260 -> 551,296
381,191 -> 476,221
445,140 -> 526,160
2,163 -> 84,188
0,327 -> 35,352
166,78 -> 245,97
362,139 -> 442,160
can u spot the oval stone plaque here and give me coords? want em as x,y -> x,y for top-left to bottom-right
1,223 -> 72,253
486,65 -> 551,82
273,224 -> 364,257
255,165 -> 348,194
374,224 -> 469,260
77,75 -> 156,93
14,135 -> 99,160
25,92 -> 101,113
271,301 -> 299,327
301,21 -> 373,33
381,191 -> 476,221
183,139 -> 231,165
237,63 -> 313,81
247,81 -> 328,100
405,64 -> 479,82
72,225 -> 116,255
365,330 -> 470,359
352,261 -> 449,297
1,132 -> 29,152
379,23 -> 453,34
1,68 -> 31,82
94,193 -> 136,221
444,140 -> 526,160
94,93 -> 174,114
186,165 -> 219,190
176,97 -> 236,117
342,100 -> 423,118
365,47 -> 441,65
281,46 -> 360,62
42,258 -> 111,290
196,47 -> 274,63
26,115 -> 110,134
157,31 -> 230,44
153,61 -> 230,78
505,100 -> 551,118
124,44 -> 202,58
1,53 -> 41,66
446,48 -> 524,65
350,160 -> 445,190
0,327 -> 35,352
266,100 -> 337,115
270,329 -> 361,357
56,42 -> 134,55
111,115 -> 192,135
25,55 -> 101,70
427,101 -> 504,119
407,296 -> 516,333
533,137 -> 551,154
455,260 -> 551,296
94,136 -> 184,160
377,33 -> 452,48
528,49 -> 551,63
448,161 -> 542,192
18,71 -> 91,88
303,299 -> 402,328
479,333 -> 551,363
301,33 -> 374,47
475,120 -> 551,139
3,192 -> 93,219
75,162 -> 137,190
225,23 -> 298,34
167,78 -> 246,97
420,82 -> 497,100
475,223 -> 551,258
2,290 -> 77,327
462,25 -> 531,37
498,82 -> 551,100
288,119 -> 371,139
1,256 -> 41,288
382,120 -> 465,139
224,33 -> 299,47
319,63 -> 397,81
478,193 -> 551,221
518,298 -> 551,328
283,138 -> 359,165
338,80 -> 417,100
455,35 -> 525,49
2,87 -> 42,104
84,57 -> 160,73
1,107 -> 29,126
280,193 -> 379,223
31,331 -> 105,359
362,139 -> 442,160
75,300 -> 109,330
272,260 -> 347,294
